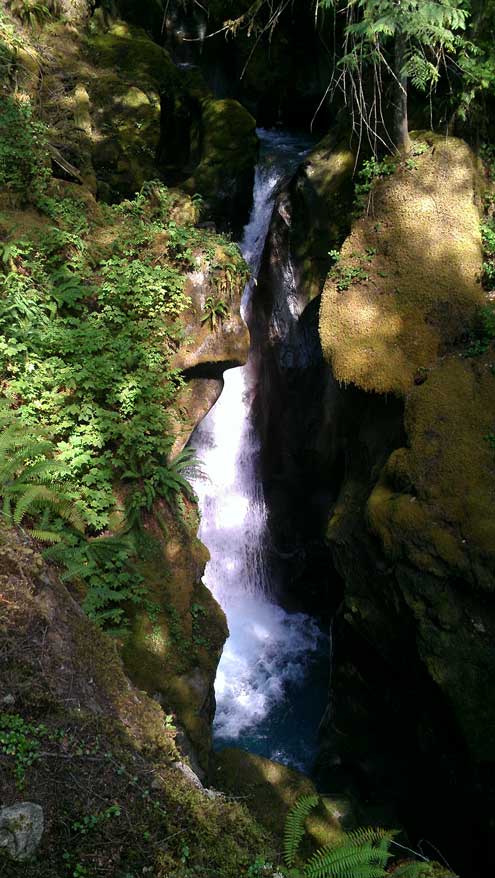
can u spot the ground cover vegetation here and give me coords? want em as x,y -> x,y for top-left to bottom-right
0,90 -> 247,632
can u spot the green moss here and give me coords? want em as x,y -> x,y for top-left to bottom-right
121,510 -> 227,771
87,21 -> 180,93
183,98 -> 257,221
210,748 -> 345,854
319,134 -> 484,394
368,356 -> 495,586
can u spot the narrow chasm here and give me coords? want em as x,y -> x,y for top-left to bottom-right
190,130 -> 332,774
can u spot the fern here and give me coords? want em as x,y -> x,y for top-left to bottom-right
284,795 -> 319,867
304,832 -> 393,878
0,403 -> 85,540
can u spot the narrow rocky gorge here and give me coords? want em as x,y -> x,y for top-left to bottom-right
1,1 -> 495,877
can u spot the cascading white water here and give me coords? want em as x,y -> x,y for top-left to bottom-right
191,130 -> 328,771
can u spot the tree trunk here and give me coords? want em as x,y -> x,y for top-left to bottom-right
393,30 -> 410,152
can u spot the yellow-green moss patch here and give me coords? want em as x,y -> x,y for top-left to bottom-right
320,135 -> 484,395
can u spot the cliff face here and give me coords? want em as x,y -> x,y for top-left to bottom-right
252,137 -> 354,607
255,129 -> 495,872
316,137 -> 495,872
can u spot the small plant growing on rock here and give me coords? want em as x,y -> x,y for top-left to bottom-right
201,295 -> 229,330
463,305 -> 495,357
7,0 -> 60,28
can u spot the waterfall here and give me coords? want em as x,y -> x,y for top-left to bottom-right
191,130 -> 328,772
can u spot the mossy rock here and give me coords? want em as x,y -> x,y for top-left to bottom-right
87,21 -> 180,93
121,507 -> 228,774
210,748 -> 345,852
288,135 -> 355,303
85,22 -> 183,199
367,356 -> 495,587
363,352 -> 495,760
319,134 -> 484,395
184,98 -> 258,230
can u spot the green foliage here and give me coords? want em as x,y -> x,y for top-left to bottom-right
71,804 -> 121,835
0,404 -> 86,542
7,0 -> 56,27
46,531 -> 150,629
463,306 -> 495,356
0,712 -> 49,788
304,827 -> 392,878
329,249 -> 376,291
281,798 -> 452,878
0,95 -> 50,201
318,0 -> 469,150
201,295 -> 230,329
284,795 -> 319,867
354,155 -> 398,213
0,98 -> 239,627
481,219 -> 495,288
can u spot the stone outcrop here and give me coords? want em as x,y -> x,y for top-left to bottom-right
0,803 -> 44,862
313,135 -> 495,874
251,134 -> 354,606
11,10 -> 257,225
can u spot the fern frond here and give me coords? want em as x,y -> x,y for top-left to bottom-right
27,528 -> 63,543
0,442 -> 53,481
284,795 -> 319,867
341,827 -> 392,848
13,485 -> 85,532
18,458 -> 68,482
304,831 -> 393,878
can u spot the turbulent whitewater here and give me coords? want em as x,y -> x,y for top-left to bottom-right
191,130 -> 328,771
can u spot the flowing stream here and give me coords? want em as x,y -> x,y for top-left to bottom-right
191,130 -> 329,772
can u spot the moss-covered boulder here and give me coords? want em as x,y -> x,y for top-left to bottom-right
283,135 -> 355,305
122,504 -> 228,776
210,749 -> 345,849
365,353 -> 495,761
319,135 -> 484,394
85,20 -> 183,200
183,97 -> 258,233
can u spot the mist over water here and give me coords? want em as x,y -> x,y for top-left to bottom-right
191,130 -> 328,772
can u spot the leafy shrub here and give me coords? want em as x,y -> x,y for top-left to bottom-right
0,713 -> 48,788
0,95 -> 248,627
0,172 -> 239,629
0,95 -> 50,201
201,295 -> 229,329
481,220 -> 495,288
354,155 -> 398,214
